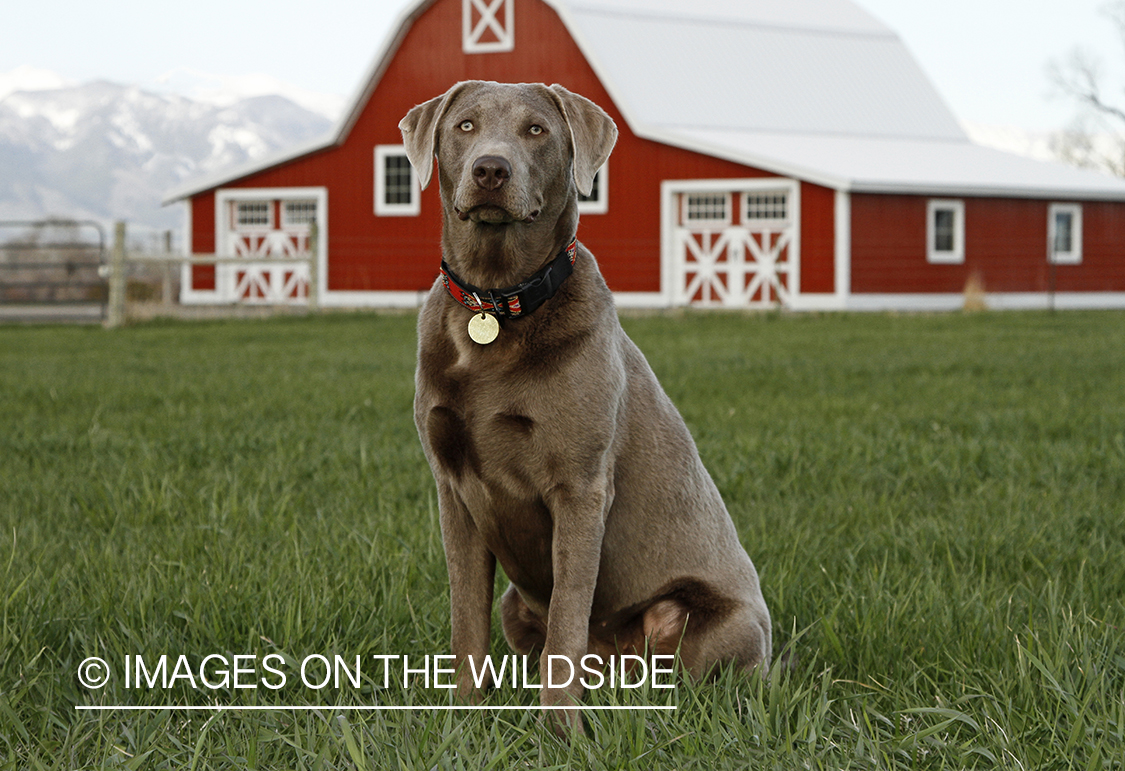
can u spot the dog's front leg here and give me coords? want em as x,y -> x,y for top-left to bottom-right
437,481 -> 496,700
540,484 -> 609,737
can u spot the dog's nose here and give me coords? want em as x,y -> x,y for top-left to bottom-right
472,156 -> 511,191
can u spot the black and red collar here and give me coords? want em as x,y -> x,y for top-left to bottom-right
440,238 -> 578,319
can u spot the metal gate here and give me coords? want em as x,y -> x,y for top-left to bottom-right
0,220 -> 108,323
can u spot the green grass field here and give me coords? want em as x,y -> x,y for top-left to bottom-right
1,310 -> 1123,769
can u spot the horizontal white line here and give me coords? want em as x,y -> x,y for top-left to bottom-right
76,705 -> 676,712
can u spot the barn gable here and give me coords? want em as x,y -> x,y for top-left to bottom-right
164,0 -> 1125,311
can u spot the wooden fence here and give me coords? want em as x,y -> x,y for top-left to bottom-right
104,221 -> 319,328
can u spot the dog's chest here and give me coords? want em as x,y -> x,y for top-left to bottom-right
419,355 -> 561,590
419,350 -> 549,490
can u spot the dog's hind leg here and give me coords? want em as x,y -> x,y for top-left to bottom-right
679,600 -> 772,680
642,598 -> 690,655
500,584 -> 547,655
639,579 -> 771,680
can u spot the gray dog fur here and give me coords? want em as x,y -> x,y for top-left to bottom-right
400,81 -> 771,735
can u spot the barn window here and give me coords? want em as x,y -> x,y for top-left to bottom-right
927,199 -> 964,264
282,200 -> 317,227
577,167 -> 608,214
463,0 -> 514,53
683,193 -> 731,226
374,145 -> 420,216
235,201 -> 272,229
1048,203 -> 1082,264
743,191 -> 789,222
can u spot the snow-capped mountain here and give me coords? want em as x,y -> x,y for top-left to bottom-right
150,67 -> 347,122
0,68 -> 336,234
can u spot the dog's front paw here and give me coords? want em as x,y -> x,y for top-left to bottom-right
453,657 -> 495,703
543,687 -> 585,739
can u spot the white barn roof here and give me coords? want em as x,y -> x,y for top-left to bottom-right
557,0 -> 965,141
671,129 -> 1125,199
165,0 -> 1125,203
553,0 -> 1125,199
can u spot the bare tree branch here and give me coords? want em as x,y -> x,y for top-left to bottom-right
1050,119 -> 1125,176
1047,0 -> 1125,175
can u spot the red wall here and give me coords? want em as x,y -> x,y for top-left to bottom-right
190,191 -> 216,290
800,182 -> 835,293
1080,201 -> 1125,290
187,0 -> 838,296
851,194 -> 1125,293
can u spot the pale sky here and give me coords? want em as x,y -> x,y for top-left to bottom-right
2,0 -> 1122,132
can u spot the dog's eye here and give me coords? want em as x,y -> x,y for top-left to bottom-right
459,120 -> 474,132
528,125 -> 544,136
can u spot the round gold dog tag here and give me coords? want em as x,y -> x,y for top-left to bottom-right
467,312 -> 499,344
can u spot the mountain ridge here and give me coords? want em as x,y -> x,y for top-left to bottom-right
0,69 -> 335,236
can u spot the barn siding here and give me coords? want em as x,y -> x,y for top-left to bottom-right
189,0 -> 843,298
799,182 -> 835,294
191,191 -> 217,291
1072,201 -> 1125,291
851,193 -> 1125,294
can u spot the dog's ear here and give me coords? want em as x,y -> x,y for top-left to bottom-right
399,82 -> 473,190
546,84 -> 618,198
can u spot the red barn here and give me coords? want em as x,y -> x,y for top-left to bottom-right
163,0 -> 1125,311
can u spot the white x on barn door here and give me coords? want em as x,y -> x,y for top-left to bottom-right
216,188 -> 326,305
665,180 -> 800,308
230,228 -> 309,303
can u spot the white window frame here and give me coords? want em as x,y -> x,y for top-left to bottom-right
741,190 -> 790,226
281,200 -> 317,228
374,145 -> 420,216
463,0 -> 514,53
577,165 -> 608,214
234,200 -> 272,230
681,192 -> 732,227
927,199 -> 965,264
1048,203 -> 1082,264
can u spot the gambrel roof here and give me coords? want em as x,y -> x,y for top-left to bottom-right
558,0 -> 965,142
557,0 -> 1125,199
165,0 -> 1125,203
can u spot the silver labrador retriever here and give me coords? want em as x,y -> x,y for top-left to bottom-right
400,81 -> 771,735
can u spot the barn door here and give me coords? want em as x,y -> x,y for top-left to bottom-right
217,192 -> 325,305
667,181 -> 799,308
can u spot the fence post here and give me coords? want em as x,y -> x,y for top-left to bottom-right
307,221 -> 319,313
162,230 -> 174,306
105,221 -> 127,328
1047,224 -> 1057,313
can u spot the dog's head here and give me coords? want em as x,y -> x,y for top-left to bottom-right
399,81 -> 617,229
